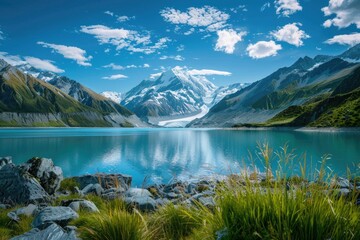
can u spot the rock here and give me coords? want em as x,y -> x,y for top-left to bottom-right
156,198 -> 170,206
32,206 -> 78,229
8,204 -> 38,222
0,203 -> 11,209
216,228 -> 228,240
125,188 -> 152,198
198,196 -> 215,208
0,156 -> 12,169
62,199 -> 99,213
124,196 -> 157,212
22,157 -> 63,195
166,192 -> 180,199
81,183 -> 104,196
0,164 -> 50,205
11,223 -> 79,240
331,177 -> 353,189
101,192 -> 123,200
72,173 -> 132,190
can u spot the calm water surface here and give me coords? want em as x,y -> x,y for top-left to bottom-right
0,128 -> 359,186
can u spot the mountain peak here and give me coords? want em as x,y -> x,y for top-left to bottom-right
290,56 -> 315,70
0,59 -> 9,70
339,43 -> 360,60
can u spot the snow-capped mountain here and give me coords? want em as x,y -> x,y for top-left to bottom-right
189,44 -> 360,127
100,91 -> 122,103
121,66 -> 218,126
16,64 -> 58,82
211,83 -> 249,105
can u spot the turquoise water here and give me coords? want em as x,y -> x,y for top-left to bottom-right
0,128 -> 359,186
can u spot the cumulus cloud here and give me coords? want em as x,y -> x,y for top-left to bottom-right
24,56 -> 64,73
159,55 -> 185,61
271,23 -> 310,46
274,0 -> 302,17
322,0 -> 360,29
215,29 -> 246,54
160,6 -> 230,32
188,69 -> 232,76
37,42 -> 92,66
246,40 -> 282,59
0,52 -> 26,66
325,33 -> 360,46
103,63 -> 150,70
80,25 -> 170,54
102,74 -> 128,80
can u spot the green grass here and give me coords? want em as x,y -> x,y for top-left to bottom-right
0,206 -> 33,239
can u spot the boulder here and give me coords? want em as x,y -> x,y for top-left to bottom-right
7,204 -> 38,222
125,188 -> 152,198
0,156 -> 12,169
81,183 -> 104,196
124,196 -> 157,212
22,157 -> 63,195
0,164 -> 50,205
198,196 -> 215,208
11,223 -> 78,240
32,206 -> 78,229
61,199 -> 99,213
72,173 -> 132,190
331,177 -> 354,189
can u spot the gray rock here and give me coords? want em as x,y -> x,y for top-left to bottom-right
198,196 -> 215,208
32,206 -> 78,229
22,157 -> 63,195
124,196 -> 157,212
11,223 -> 79,240
331,177 -> 353,189
125,188 -> 152,198
166,192 -> 180,199
101,191 -> 123,200
0,164 -> 50,205
156,198 -> 170,206
62,199 -> 99,213
82,183 -> 103,196
8,204 -> 38,222
0,203 -> 11,209
0,156 -> 12,169
73,173 -> 132,190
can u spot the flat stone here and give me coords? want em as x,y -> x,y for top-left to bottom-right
82,183 -> 104,196
32,206 -> 78,229
8,204 -> 38,222
11,223 -> 79,240
0,164 -> 50,205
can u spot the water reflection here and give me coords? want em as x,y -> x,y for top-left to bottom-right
0,128 -> 359,186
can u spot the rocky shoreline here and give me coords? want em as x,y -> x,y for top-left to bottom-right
0,157 -> 359,240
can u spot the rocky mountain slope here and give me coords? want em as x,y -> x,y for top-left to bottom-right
189,44 -> 360,127
0,59 -> 145,127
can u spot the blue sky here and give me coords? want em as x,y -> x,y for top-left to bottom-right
0,0 -> 359,93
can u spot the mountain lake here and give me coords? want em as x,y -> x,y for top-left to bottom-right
0,128 -> 359,186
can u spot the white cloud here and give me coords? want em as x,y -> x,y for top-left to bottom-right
215,29 -> 247,54
159,55 -> 185,61
325,33 -> 360,46
0,52 -> 26,66
230,5 -> 248,13
150,72 -> 162,79
160,6 -> 230,32
188,69 -> 232,76
177,44 -> 185,52
322,0 -> 360,29
102,74 -> 128,80
104,48 -> 110,53
103,63 -> 150,70
37,41 -> 92,66
261,2 -> 271,12
184,28 -> 195,35
104,11 -> 114,16
24,56 -> 64,73
117,15 -> 135,22
246,40 -> 282,59
271,23 -> 310,46
80,25 -> 170,54
274,0 -> 302,17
